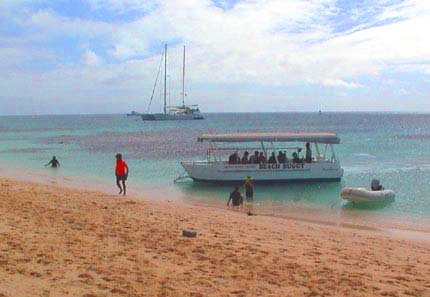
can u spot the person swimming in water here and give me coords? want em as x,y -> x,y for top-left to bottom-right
115,153 -> 129,196
45,156 -> 60,168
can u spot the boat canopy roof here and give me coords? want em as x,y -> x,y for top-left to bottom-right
198,132 -> 340,144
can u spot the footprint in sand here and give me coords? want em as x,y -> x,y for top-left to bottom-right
78,273 -> 94,280
110,288 -> 127,294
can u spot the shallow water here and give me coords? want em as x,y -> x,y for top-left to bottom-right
1,113 -> 430,227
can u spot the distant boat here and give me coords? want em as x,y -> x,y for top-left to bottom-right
318,110 -> 322,115
127,111 -> 142,116
141,44 -> 204,121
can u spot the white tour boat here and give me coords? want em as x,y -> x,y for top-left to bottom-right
181,132 -> 344,183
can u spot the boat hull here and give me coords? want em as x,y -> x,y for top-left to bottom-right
181,161 -> 343,183
142,113 -> 203,121
341,187 -> 395,202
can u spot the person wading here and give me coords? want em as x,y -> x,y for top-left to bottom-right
115,153 -> 129,196
45,156 -> 60,168
244,176 -> 254,215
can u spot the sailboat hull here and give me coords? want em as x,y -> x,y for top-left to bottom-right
142,113 -> 203,121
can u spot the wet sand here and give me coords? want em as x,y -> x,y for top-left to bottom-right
0,178 -> 429,296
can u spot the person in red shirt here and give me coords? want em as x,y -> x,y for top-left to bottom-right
115,153 -> 129,195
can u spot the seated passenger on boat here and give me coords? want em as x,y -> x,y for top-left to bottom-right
292,152 -> 302,163
277,151 -> 283,163
258,152 -> 267,164
249,151 -> 259,164
305,142 -> 312,163
283,151 -> 289,163
371,178 -> 384,191
268,152 -> 277,164
241,151 -> 249,164
228,152 -> 240,164
277,150 -> 288,164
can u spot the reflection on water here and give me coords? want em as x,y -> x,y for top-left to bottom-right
176,179 -> 343,205
342,200 -> 395,211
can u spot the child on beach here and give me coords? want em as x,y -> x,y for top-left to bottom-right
115,153 -> 129,196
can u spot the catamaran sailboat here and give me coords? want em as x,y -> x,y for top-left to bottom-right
181,132 -> 344,183
141,45 -> 204,121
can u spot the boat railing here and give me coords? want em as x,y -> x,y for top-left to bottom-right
207,146 -> 311,162
182,158 -> 335,165
207,146 -> 304,154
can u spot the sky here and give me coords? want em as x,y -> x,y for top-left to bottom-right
0,0 -> 430,115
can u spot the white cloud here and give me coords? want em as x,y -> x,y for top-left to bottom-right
0,46 -> 55,71
27,9 -> 112,39
321,79 -> 362,89
377,0 -> 430,21
100,0 -> 430,88
80,50 -> 101,66
1,0 -> 430,113
85,0 -> 159,13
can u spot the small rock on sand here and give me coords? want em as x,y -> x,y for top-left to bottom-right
182,229 -> 197,238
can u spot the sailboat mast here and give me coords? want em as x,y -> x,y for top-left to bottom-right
164,44 -> 167,114
182,45 -> 185,107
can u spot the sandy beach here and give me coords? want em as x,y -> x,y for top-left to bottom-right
0,178 -> 429,296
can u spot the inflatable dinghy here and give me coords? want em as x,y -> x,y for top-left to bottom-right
341,187 -> 395,202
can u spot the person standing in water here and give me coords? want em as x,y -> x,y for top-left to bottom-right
244,176 -> 254,215
45,156 -> 60,168
115,153 -> 129,195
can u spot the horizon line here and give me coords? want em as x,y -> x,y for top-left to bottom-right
2,111 -> 430,117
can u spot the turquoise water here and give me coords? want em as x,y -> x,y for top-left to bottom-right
1,113 -> 430,224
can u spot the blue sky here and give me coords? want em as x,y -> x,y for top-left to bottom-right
0,0 -> 429,115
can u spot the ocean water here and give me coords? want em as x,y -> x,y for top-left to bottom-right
1,113 -> 430,227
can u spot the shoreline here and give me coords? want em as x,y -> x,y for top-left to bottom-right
1,177 -> 430,296
1,171 -> 430,243
2,165 -> 430,234
181,194 -> 430,234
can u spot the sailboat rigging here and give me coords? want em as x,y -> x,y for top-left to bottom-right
142,44 -> 204,121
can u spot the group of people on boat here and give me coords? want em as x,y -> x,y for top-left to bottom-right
228,142 -> 313,165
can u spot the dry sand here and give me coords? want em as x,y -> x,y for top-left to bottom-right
0,178 -> 429,297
